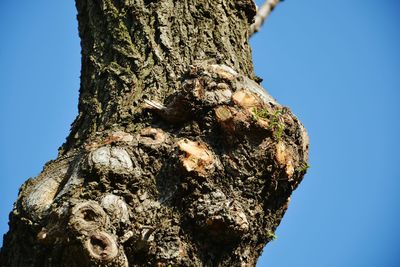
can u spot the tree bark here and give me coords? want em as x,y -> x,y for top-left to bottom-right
1,0 -> 309,266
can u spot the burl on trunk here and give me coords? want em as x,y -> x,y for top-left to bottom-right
1,0 -> 308,266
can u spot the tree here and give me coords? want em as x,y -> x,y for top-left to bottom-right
0,0 -> 308,266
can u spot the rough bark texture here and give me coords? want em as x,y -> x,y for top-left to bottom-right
1,0 -> 309,266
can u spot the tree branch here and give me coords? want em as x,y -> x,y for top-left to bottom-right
250,0 -> 282,36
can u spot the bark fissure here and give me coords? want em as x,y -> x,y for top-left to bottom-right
1,1 -> 309,266
64,0 -> 256,152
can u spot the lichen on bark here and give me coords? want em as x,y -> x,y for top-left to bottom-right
1,0 -> 309,266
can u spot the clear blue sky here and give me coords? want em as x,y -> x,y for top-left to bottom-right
0,1 -> 399,266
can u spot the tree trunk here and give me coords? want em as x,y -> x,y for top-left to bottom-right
1,0 -> 309,266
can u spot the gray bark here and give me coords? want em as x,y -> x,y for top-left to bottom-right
1,0 -> 309,266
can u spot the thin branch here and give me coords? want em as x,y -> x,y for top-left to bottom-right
250,0 -> 282,37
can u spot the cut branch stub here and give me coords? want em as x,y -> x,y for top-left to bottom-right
19,154 -> 77,221
89,146 -> 133,174
232,89 -> 262,110
85,231 -> 119,262
138,127 -> 167,147
203,64 -> 239,81
177,139 -> 215,177
232,89 -> 277,130
275,141 -> 295,178
143,97 -> 192,124
215,105 -> 253,136
69,201 -> 110,236
100,194 -> 130,225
